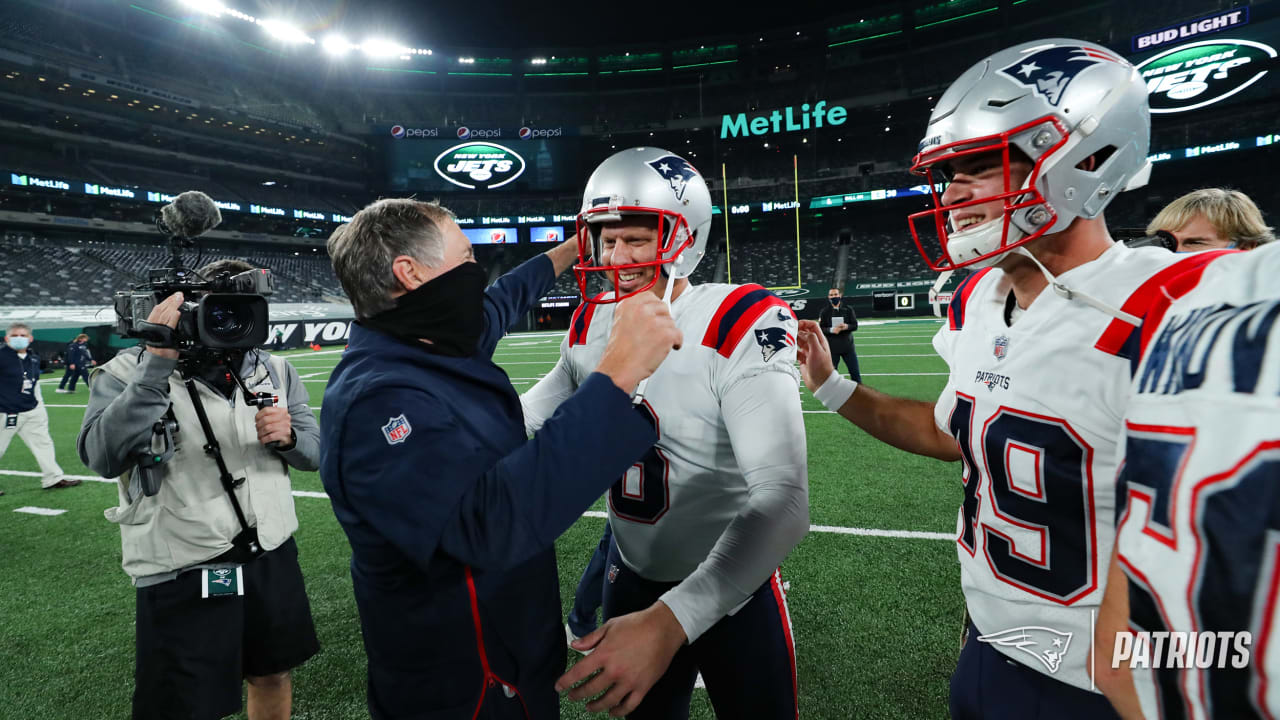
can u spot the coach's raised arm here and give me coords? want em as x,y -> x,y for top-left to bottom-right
319,198 -> 681,720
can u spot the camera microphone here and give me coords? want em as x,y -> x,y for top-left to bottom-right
159,191 -> 223,239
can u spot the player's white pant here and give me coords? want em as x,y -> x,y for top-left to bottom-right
0,405 -> 66,487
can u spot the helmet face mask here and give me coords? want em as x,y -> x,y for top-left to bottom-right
908,115 -> 1067,272
573,206 -> 694,302
573,147 -> 712,304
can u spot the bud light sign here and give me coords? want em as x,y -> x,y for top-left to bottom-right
433,142 -> 526,190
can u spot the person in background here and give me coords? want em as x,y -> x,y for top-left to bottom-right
273,327 -> 284,350
79,259 -> 321,720
1146,187 -> 1275,252
819,286 -> 860,381
0,322 -> 75,495
56,333 -> 94,394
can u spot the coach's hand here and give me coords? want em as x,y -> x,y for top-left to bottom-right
255,406 -> 295,450
556,601 -> 687,716
144,292 -> 184,360
597,293 -> 682,395
796,319 -> 836,393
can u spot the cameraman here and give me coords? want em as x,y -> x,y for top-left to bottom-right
77,259 -> 320,720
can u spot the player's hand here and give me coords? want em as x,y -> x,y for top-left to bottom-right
255,406 -> 294,449
68,364 -> 76,370
556,601 -> 687,716
144,291 -> 184,360
797,319 -> 835,393
597,293 -> 683,395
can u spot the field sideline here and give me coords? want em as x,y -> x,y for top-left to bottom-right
0,319 -> 965,719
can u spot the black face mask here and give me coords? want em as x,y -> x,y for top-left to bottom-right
362,261 -> 487,357
829,297 -> 841,307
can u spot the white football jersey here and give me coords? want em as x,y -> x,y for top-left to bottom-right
1116,243 -> 1280,719
521,282 -> 808,641
934,242 -> 1225,691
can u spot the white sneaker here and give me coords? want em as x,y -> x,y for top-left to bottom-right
55,388 -> 71,394
565,623 -> 594,656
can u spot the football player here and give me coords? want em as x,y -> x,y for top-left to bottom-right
1094,241 -> 1280,719
521,147 -> 809,719
795,39 -> 1230,718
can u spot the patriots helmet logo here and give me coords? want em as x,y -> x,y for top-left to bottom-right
647,155 -> 699,202
976,626 -> 1073,674
999,45 -> 1121,107
755,327 -> 796,362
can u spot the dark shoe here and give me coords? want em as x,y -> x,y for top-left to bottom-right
45,478 -> 82,489
0,488 -> 5,496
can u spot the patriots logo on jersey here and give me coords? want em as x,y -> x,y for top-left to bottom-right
993,335 -> 1010,361
607,564 -> 619,583
998,46 -> 1121,106
647,155 -> 698,202
977,626 -> 1073,674
754,327 -> 795,362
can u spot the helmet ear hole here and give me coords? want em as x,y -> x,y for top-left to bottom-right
1077,146 -> 1116,173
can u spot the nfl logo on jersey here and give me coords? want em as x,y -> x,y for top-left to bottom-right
993,335 -> 1010,361
382,414 -> 412,445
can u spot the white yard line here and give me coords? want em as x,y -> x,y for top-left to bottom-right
0,470 -> 953,540
14,506 -> 66,516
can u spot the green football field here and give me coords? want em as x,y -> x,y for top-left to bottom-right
0,318 -> 966,719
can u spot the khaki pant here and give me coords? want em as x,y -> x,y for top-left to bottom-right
0,404 -> 65,487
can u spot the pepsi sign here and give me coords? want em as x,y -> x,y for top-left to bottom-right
389,125 -> 439,138
530,225 -> 565,243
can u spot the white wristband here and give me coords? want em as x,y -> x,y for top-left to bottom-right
814,370 -> 858,411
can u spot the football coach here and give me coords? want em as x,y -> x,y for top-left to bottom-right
321,198 -> 682,720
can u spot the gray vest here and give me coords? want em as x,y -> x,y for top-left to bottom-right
101,351 -> 298,581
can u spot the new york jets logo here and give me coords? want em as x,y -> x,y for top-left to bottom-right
1137,39 -> 1277,114
433,142 -> 526,190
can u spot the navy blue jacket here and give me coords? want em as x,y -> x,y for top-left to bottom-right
0,346 -> 40,414
66,341 -> 91,368
320,255 -> 656,720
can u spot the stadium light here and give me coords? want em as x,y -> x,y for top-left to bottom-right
323,34 -> 352,56
459,57 -> 475,64
531,58 -> 547,65
258,19 -> 314,44
362,38 -> 408,58
180,0 -> 227,17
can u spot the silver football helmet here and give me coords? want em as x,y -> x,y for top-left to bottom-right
908,39 -> 1152,272
574,147 -> 712,302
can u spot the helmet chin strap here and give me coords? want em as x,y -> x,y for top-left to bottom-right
633,253 -> 680,405
1011,246 -> 1141,326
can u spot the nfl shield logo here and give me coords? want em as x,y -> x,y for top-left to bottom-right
993,335 -> 1010,361
382,414 -> 412,445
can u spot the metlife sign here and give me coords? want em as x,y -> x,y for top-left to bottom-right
720,101 -> 847,139
1136,39 -> 1277,113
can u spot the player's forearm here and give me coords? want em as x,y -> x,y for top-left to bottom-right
660,480 -> 809,642
839,384 -> 961,461
1093,555 -> 1145,719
